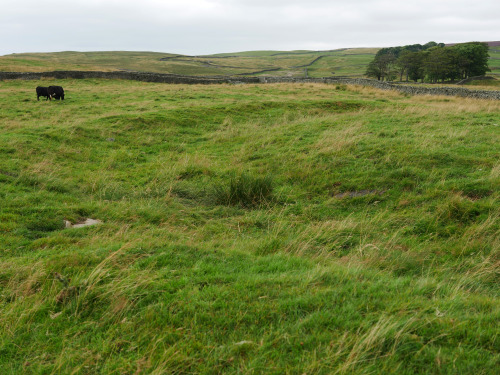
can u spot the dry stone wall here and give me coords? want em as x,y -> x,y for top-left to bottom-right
0,70 -> 260,84
1,71 -> 499,100
259,76 -> 500,100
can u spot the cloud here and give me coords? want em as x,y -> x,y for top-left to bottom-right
1,0 -> 498,55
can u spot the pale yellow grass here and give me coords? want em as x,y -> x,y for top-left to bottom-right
0,260 -> 52,340
490,162 -> 500,179
405,95 -> 500,113
346,84 -> 405,99
284,217 -> 361,257
26,159 -> 57,175
461,211 -> 499,248
450,252 -> 499,296
314,120 -> 365,155
334,315 -> 421,375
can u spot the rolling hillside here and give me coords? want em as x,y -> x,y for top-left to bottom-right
489,47 -> 500,78
0,41 -> 499,373
2,45 -> 499,80
0,49 -> 378,78
1,79 -> 499,374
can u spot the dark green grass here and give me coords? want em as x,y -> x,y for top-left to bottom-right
0,79 -> 498,374
212,172 -> 274,207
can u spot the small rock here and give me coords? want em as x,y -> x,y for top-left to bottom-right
234,340 -> 255,346
64,218 -> 102,229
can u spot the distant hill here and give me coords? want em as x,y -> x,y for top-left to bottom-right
0,43 -> 499,78
0,49 -> 378,78
445,41 -> 500,47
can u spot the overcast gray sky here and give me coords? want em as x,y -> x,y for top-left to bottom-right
1,0 -> 499,56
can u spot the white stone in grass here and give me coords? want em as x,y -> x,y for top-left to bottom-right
234,340 -> 255,346
64,218 -> 102,229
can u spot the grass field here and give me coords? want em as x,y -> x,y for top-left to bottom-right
0,79 -> 499,374
0,49 -> 378,78
2,46 -> 498,83
487,48 -> 500,79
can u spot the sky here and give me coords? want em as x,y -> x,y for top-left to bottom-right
1,0 -> 499,56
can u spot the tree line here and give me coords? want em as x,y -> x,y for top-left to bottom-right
366,41 -> 490,83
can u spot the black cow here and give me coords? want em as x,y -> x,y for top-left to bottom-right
36,86 -> 49,101
48,86 -> 65,100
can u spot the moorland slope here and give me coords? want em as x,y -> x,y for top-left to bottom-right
0,78 -> 498,373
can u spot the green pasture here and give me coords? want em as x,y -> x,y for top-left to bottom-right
0,49 -> 378,77
0,79 -> 498,374
1,47 -> 498,82
487,48 -> 500,78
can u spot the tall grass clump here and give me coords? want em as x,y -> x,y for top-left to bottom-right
214,172 -> 274,207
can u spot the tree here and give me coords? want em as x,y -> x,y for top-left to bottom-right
406,52 -> 426,82
366,42 -> 440,81
365,41 -> 489,83
396,50 -> 412,81
422,41 -> 444,50
424,47 -> 458,83
366,60 -> 382,80
452,42 -> 490,79
366,53 -> 397,81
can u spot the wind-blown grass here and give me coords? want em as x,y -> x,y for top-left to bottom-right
0,79 -> 498,374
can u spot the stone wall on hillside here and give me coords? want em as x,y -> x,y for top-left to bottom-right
339,78 -> 500,100
0,70 -> 260,84
260,76 -> 500,100
1,70 -> 499,100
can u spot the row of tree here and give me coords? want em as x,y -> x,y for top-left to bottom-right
365,42 -> 490,83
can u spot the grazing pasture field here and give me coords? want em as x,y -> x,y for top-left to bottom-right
1,47 -> 499,82
0,49 -> 378,78
0,79 -> 499,374
488,48 -> 500,78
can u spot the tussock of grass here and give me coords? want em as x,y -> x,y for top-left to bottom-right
213,172 -> 274,207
